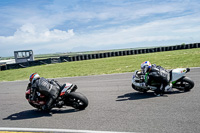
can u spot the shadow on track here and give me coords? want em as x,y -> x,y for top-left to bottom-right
116,91 -> 184,101
2,108 -> 76,121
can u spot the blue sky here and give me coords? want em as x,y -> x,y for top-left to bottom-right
0,0 -> 200,57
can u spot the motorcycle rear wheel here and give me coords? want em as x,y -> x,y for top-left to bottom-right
65,92 -> 88,110
173,76 -> 194,92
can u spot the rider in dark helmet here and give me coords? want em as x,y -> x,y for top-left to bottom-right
29,73 -> 60,110
141,61 -> 172,96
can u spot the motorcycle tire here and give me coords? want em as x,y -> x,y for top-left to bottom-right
28,101 -> 42,110
65,92 -> 88,110
132,84 -> 147,93
173,76 -> 194,92
26,92 -> 42,110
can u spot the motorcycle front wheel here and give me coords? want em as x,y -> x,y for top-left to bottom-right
65,92 -> 88,110
173,76 -> 194,92
132,83 -> 147,93
28,101 -> 42,110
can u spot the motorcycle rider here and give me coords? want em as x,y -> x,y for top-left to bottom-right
141,61 -> 172,96
28,73 -> 61,110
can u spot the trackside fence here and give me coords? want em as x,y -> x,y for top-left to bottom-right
1,43 -> 200,71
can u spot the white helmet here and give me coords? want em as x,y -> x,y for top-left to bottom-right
141,61 -> 151,73
29,73 -> 40,84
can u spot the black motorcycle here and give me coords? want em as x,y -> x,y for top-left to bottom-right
26,82 -> 88,110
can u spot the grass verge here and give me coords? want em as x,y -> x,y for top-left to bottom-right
0,48 -> 200,82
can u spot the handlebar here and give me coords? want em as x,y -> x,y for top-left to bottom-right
186,68 -> 190,73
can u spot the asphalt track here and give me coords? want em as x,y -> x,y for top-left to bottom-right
0,68 -> 200,133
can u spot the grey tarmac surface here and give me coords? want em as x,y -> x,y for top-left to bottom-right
0,68 -> 200,133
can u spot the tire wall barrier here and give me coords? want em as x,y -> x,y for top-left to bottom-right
1,43 -> 200,71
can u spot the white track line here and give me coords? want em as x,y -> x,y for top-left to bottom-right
0,127 -> 137,133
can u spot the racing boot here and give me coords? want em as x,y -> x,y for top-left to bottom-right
154,91 -> 163,97
56,101 -> 64,108
154,84 -> 164,96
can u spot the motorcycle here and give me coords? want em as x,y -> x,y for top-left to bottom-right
132,68 -> 194,93
26,82 -> 88,111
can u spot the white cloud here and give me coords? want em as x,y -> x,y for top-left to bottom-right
67,13 -> 200,45
0,23 -> 74,44
0,23 -> 75,55
1,0 -> 200,56
1,12 -> 200,56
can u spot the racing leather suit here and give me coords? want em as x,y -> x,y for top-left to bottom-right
145,64 -> 170,95
31,77 -> 60,110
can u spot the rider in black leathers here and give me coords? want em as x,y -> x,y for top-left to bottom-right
28,73 -> 61,110
141,61 -> 171,96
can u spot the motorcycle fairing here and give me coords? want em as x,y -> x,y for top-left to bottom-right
171,68 -> 188,82
60,83 -> 73,96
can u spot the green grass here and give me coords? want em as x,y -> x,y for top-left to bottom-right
0,48 -> 200,82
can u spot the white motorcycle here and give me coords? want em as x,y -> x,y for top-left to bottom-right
132,68 -> 194,93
